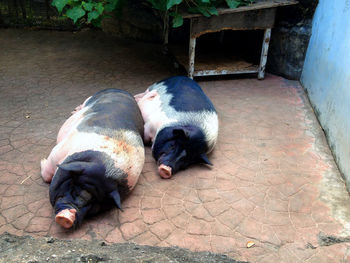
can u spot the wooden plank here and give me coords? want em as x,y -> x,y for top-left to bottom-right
182,0 -> 298,19
190,8 -> 276,38
193,68 -> 258,77
171,45 -> 259,76
190,60 -> 258,75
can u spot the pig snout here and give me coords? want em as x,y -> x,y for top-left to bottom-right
158,164 -> 172,179
55,208 -> 77,229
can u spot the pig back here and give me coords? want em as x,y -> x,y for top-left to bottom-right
80,89 -> 144,137
149,76 -> 216,114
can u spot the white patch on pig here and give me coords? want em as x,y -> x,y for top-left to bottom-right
136,86 -> 177,143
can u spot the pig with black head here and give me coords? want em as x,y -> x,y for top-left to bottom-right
41,89 -> 144,228
135,76 -> 218,179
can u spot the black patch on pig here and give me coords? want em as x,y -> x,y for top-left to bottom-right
152,125 -> 210,174
151,76 -> 216,113
77,89 -> 144,143
49,150 -> 130,227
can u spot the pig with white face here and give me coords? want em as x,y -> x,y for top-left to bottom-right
41,89 -> 144,228
135,76 -> 218,179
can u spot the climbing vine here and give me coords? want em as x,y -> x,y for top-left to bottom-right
149,0 -> 254,27
51,0 -> 254,28
51,0 -> 120,27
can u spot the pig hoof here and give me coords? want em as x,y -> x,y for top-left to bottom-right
55,209 -> 77,229
40,159 -> 51,183
158,164 -> 172,179
40,158 -> 47,169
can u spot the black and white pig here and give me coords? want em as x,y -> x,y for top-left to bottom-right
40,89 -> 145,228
135,76 -> 218,179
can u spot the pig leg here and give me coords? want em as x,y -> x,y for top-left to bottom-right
143,123 -> 152,144
41,141 -> 68,183
41,157 -> 55,183
144,121 -> 159,144
40,158 -> 52,183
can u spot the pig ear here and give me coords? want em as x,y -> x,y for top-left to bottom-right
58,161 -> 105,175
199,153 -> 213,166
110,190 -> 123,211
142,90 -> 158,100
57,162 -> 86,173
173,128 -> 189,140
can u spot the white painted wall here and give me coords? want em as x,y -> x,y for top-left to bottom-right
301,0 -> 350,189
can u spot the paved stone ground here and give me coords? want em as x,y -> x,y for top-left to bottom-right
1,29 -> 350,262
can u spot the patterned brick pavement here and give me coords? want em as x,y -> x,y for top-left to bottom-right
1,29 -> 350,262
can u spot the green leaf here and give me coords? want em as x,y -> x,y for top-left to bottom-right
198,6 -> 210,17
188,6 -> 199,14
52,0 -> 69,13
96,2 -> 104,14
105,0 -> 118,12
166,0 -> 182,10
87,10 -> 100,22
172,13 -> 183,27
66,6 -> 86,23
82,2 -> 93,11
188,5 -> 211,17
91,17 -> 102,27
104,3 -> 115,12
207,6 -> 218,15
148,0 -> 167,11
225,0 -> 240,9
200,0 -> 210,3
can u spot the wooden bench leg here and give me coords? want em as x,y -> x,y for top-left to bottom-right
258,28 -> 272,80
188,37 -> 196,79
188,19 -> 196,79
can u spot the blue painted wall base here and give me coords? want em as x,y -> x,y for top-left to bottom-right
301,0 -> 350,189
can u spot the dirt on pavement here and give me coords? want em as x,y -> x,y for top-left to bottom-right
0,232 -> 247,263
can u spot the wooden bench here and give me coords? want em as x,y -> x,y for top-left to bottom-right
165,0 -> 298,79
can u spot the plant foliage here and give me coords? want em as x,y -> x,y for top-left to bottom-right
52,0 -> 254,28
52,0 -> 119,27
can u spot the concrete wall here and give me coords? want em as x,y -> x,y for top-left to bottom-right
301,0 -> 350,189
267,0 -> 318,80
